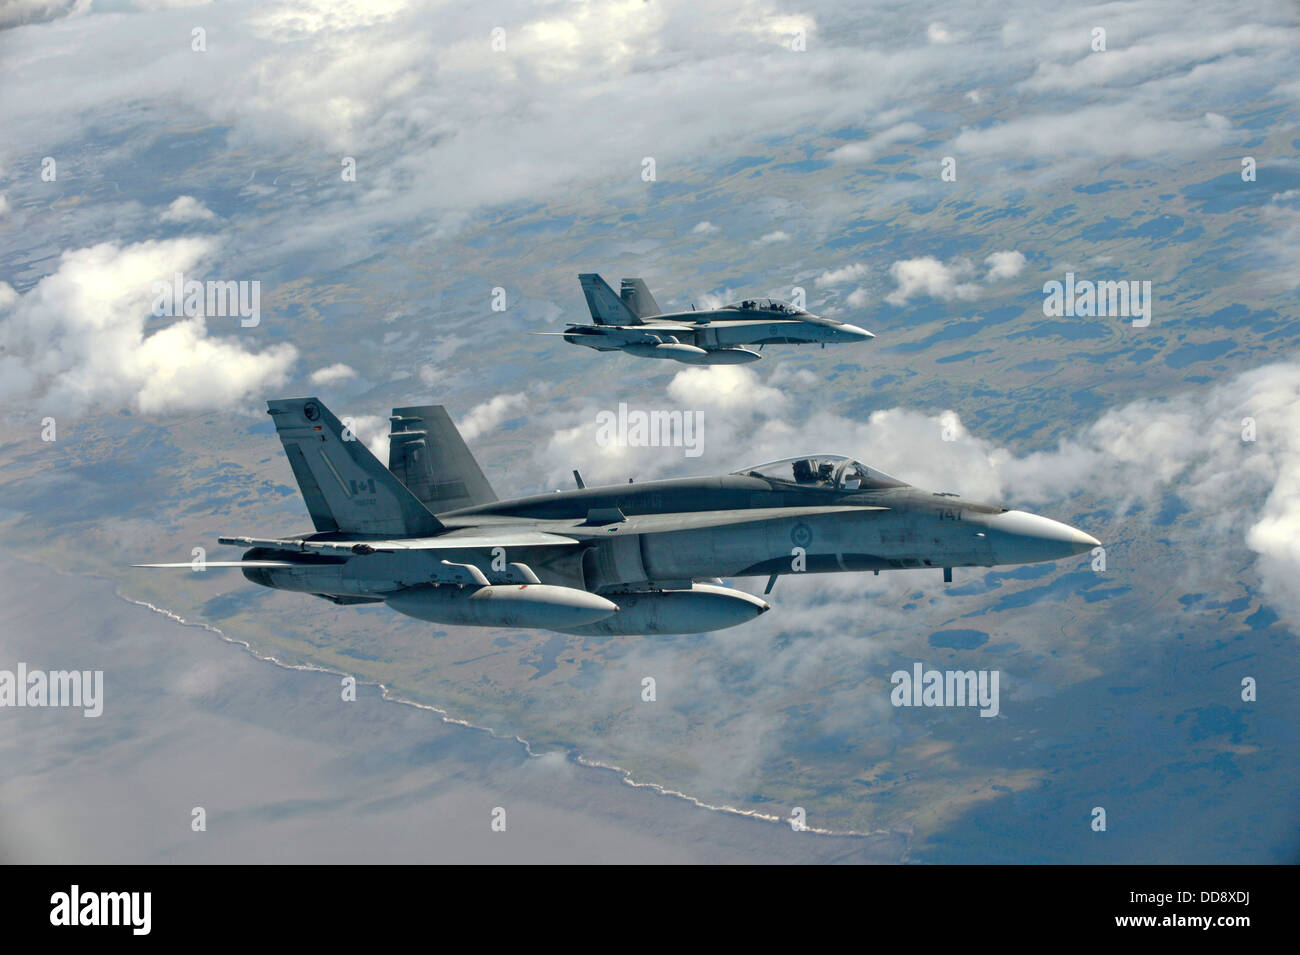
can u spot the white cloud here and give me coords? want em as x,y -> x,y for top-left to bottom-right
926,22 -> 959,45
0,0 -> 90,29
532,366 -> 792,489
746,13 -> 816,48
814,263 -> 868,287
691,221 -> 719,234
984,250 -> 1027,281
667,366 -> 785,414
754,230 -> 790,245
994,360 -> 1300,625
415,337 -> 470,382
459,392 -> 528,441
160,196 -> 216,224
309,363 -> 357,386
0,239 -> 296,417
1260,189 -> 1300,290
882,250 -> 1027,305
827,121 -> 924,163
339,413 -> 390,462
0,0 -> 1286,256
846,287 -> 870,308
1020,23 -> 1296,93
884,256 -> 980,305
951,105 -> 1236,160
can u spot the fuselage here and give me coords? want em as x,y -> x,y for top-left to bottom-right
562,304 -> 873,364
241,471 -> 1098,602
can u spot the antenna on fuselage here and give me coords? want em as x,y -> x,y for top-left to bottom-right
572,469 -> 585,489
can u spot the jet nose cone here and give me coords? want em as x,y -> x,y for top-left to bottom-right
840,323 -> 874,341
986,509 -> 1099,564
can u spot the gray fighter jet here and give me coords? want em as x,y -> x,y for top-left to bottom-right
140,397 -> 1099,635
545,274 -> 873,364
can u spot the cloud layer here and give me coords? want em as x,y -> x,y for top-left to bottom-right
0,239 -> 296,416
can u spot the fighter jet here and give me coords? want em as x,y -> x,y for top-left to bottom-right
546,274 -> 873,364
139,397 -> 1099,635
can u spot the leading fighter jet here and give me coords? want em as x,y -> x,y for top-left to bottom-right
546,274 -> 873,364
139,397 -> 1099,635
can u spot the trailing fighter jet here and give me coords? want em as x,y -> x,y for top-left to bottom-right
139,397 -> 1099,635
544,274 -> 873,364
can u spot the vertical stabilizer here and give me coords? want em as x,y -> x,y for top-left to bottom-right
267,397 -> 443,537
579,273 -> 641,325
620,278 -> 661,318
388,405 -> 498,513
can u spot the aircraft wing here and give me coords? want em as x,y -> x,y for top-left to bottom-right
545,322 -> 696,334
561,505 -> 889,538
214,508 -> 887,555
213,507 -> 887,557
616,322 -> 696,332
693,318 -> 808,328
216,530 -> 581,555
133,560 -> 299,568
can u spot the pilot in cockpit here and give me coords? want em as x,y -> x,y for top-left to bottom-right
736,456 -> 907,492
790,458 -> 837,485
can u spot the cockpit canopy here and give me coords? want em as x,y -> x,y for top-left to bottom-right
732,454 -> 908,491
721,298 -> 809,315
